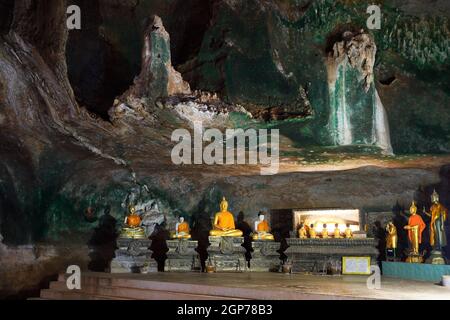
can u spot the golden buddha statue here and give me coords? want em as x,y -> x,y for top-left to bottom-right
209,197 -> 243,237
298,224 -> 308,239
120,206 -> 146,239
344,224 -> 353,239
321,224 -> 329,239
404,201 -> 426,262
385,222 -> 397,249
424,190 -> 448,250
171,216 -> 192,239
252,212 -> 275,240
333,223 -> 342,238
309,224 -> 317,239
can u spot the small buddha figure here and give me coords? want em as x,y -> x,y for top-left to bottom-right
321,224 -> 329,239
333,223 -> 342,238
404,201 -> 426,258
298,223 -> 308,239
209,197 -> 243,237
252,212 -> 275,241
309,224 -> 317,239
344,223 -> 353,239
171,216 -> 191,239
385,222 -> 397,250
120,205 -> 146,239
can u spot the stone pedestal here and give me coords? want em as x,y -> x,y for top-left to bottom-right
285,238 -> 379,273
426,250 -> 447,265
110,239 -> 157,273
249,240 -> 281,272
165,239 -> 200,272
207,237 -> 247,272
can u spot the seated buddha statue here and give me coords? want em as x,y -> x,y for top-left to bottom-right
120,206 -> 146,239
298,223 -> 308,239
171,216 -> 192,239
321,224 -> 329,239
209,197 -> 243,237
334,223 -> 342,238
252,212 -> 274,240
344,223 -> 353,239
309,224 -> 317,239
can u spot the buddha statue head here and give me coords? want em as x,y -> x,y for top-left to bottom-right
220,197 -> 229,212
431,190 -> 439,204
179,216 -> 185,223
410,201 -> 417,215
258,212 -> 265,221
129,205 -> 137,215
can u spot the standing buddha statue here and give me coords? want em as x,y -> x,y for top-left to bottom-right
424,190 -> 447,250
424,190 -> 448,264
385,222 -> 398,250
404,201 -> 426,263
209,197 -> 243,237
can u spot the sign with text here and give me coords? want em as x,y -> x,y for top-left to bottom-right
342,257 -> 371,275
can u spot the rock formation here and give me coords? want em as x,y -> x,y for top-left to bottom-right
120,15 -> 191,102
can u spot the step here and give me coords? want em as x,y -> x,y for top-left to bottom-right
58,273 -> 353,300
40,288 -> 132,300
49,280 -> 240,300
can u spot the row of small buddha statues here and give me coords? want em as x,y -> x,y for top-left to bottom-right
298,223 -> 354,239
385,190 -> 448,264
120,197 -> 275,241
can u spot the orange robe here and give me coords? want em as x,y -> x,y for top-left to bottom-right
407,214 -> 426,243
216,212 -> 236,230
257,220 -> 270,232
177,222 -> 189,233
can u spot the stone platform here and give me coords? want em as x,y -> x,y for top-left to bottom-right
40,272 -> 450,300
249,240 -> 281,272
382,261 -> 450,282
165,239 -> 200,272
285,238 -> 378,273
207,237 -> 247,272
110,239 -> 157,273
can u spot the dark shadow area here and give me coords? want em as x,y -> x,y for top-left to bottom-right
391,201 -> 409,261
150,224 -> 169,272
191,198 -> 214,272
236,211 -> 253,266
87,206 -> 118,272
66,0 -> 138,120
0,0 -> 14,34
379,76 -> 397,86
372,221 -> 387,263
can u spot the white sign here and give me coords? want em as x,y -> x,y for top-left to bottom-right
342,257 -> 371,275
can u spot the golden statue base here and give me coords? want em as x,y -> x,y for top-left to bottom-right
405,253 -> 423,264
120,227 -> 147,240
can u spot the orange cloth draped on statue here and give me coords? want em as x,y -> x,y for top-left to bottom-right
257,220 -> 270,232
407,214 -> 426,243
177,222 -> 190,233
216,212 -> 236,230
